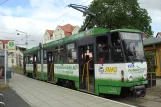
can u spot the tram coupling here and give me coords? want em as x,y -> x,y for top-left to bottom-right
130,85 -> 146,98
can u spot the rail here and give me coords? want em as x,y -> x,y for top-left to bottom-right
147,72 -> 161,87
81,58 -> 93,91
0,94 -> 4,102
0,93 -> 6,107
0,102 -> 5,107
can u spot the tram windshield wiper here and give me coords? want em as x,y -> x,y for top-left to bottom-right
127,48 -> 134,64
136,51 -> 143,63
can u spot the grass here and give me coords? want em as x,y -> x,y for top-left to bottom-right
14,66 -> 23,71
0,83 -> 9,90
14,66 -> 24,75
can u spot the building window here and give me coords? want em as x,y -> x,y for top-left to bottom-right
0,43 -> 3,49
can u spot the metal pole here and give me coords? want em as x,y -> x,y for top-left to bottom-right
151,72 -> 152,87
12,53 -> 14,75
41,49 -> 43,80
4,44 -> 7,85
26,34 -> 28,50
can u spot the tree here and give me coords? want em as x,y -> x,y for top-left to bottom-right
81,0 -> 153,37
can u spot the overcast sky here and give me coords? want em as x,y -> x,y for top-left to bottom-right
0,0 -> 161,49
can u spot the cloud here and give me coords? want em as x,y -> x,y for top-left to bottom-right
139,0 -> 161,36
0,0 -> 160,49
0,0 -> 91,48
139,0 -> 161,11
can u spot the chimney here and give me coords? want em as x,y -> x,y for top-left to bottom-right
142,33 -> 147,40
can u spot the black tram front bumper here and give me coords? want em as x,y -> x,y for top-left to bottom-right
131,85 -> 146,98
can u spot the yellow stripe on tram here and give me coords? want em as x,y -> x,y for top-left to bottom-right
86,59 -> 93,91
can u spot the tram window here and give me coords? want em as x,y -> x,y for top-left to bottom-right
43,49 -> 47,63
28,56 -> 33,64
66,43 -> 77,63
37,51 -> 41,63
59,49 -> 64,63
60,45 -> 65,63
54,50 -> 58,63
96,35 -> 109,63
111,32 -> 121,47
54,46 -> 64,63
48,53 -> 53,62
44,49 -> 47,59
111,32 -> 124,62
26,57 -> 28,64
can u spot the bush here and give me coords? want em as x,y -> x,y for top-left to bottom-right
145,51 -> 157,73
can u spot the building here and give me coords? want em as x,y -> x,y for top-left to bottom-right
0,40 -> 26,68
15,46 -> 26,67
156,32 -> 161,38
43,30 -> 54,44
43,24 -> 80,43
143,33 -> 161,77
53,24 -> 80,41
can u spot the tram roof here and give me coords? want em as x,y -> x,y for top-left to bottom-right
111,29 -> 142,33
24,46 -> 40,54
43,27 -> 109,49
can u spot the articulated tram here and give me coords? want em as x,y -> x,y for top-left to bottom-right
24,28 -> 147,97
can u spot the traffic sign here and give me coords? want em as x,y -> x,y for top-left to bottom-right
8,41 -> 15,50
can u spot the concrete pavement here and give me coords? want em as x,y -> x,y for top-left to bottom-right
9,74 -> 135,107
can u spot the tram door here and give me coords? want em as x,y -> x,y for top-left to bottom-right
79,44 -> 95,92
33,55 -> 37,78
47,52 -> 54,83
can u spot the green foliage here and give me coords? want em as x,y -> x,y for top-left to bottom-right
145,51 -> 157,73
82,0 -> 153,37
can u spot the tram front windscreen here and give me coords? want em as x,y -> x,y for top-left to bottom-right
120,32 -> 145,62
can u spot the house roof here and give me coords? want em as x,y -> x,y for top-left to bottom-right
156,32 -> 161,37
143,37 -> 161,46
16,46 -> 26,52
46,30 -> 54,37
59,24 -> 76,36
0,40 -> 10,44
0,40 -> 13,49
142,33 -> 147,38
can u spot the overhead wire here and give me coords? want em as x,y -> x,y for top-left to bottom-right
0,0 -> 91,47
0,0 -> 9,6
25,0 -> 90,45
31,0 -> 90,33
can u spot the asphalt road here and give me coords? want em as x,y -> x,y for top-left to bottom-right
0,85 -> 31,107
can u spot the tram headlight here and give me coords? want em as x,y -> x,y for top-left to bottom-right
143,73 -> 147,79
128,75 -> 133,82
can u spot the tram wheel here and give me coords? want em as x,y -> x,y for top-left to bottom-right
99,93 -> 105,98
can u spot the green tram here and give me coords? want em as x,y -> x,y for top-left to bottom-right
24,28 -> 148,97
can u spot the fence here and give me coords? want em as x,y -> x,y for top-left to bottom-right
147,72 -> 161,87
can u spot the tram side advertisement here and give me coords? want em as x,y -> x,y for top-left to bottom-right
54,64 -> 79,81
95,62 -> 147,84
